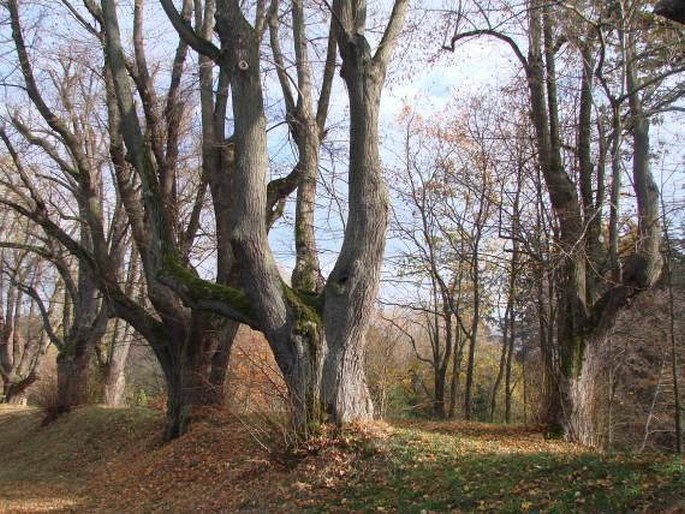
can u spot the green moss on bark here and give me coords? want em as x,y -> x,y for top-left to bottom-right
161,255 -> 254,318
281,282 -> 322,324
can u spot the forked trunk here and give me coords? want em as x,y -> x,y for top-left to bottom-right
318,0 -> 408,425
463,330 -> 478,420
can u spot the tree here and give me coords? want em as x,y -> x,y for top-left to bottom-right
0,123 -> 111,413
267,0 -> 336,294
2,0 -> 238,438
386,109 -> 465,419
95,257 -> 142,407
443,0 -> 682,445
655,0 -> 685,23
661,195 -> 682,454
159,0 -> 409,430
387,99 -> 518,420
0,217 -> 57,404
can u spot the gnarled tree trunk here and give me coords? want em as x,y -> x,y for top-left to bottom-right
568,334 -> 609,448
155,0 -> 407,436
319,0 -> 408,422
160,315 -> 236,440
56,347 -> 92,412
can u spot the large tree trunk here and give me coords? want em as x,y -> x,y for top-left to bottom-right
436,307 -> 454,420
159,0 -> 407,434
291,118 -> 325,294
103,353 -> 127,407
55,263 -> 106,413
317,0 -> 407,425
280,327 -> 325,430
186,314 -> 237,406
545,16 -> 659,446
320,334 -> 374,422
164,360 -> 195,441
568,335 -> 608,448
320,7 -> 386,423
56,346 -> 92,412
102,322 -> 133,407
161,318 -> 236,440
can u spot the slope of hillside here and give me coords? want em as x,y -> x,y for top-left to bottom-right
0,405 -> 683,513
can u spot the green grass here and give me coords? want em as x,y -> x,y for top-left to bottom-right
291,423 -> 685,513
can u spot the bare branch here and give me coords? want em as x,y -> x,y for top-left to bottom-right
373,0 -> 410,67
159,0 -> 221,61
443,29 -> 528,71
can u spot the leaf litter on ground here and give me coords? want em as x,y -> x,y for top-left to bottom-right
0,405 -> 683,513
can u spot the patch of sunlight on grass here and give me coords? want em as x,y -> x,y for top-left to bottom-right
0,496 -> 82,513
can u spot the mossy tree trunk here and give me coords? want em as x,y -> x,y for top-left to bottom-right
444,0 -> 664,444
527,0 -> 662,446
56,348 -> 92,412
101,0 -> 243,439
6,0 -> 242,438
158,0 -> 407,432
146,312 -> 237,440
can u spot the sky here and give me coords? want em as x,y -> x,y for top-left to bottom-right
2,0 -> 682,302
265,5 -> 521,288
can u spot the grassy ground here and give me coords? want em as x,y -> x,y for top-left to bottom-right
0,405 -> 683,513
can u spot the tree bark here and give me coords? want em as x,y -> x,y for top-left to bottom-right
2,373 -> 37,404
448,330 -> 465,419
55,257 -> 107,413
102,321 -> 133,407
563,13 -> 661,447
56,346 -> 92,412
491,299 -> 511,422
504,306 -> 515,423
568,333 -> 608,448
158,317 -> 236,439
434,370 -> 447,418
321,3 -> 390,422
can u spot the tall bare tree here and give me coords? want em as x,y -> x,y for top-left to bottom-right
159,0 -> 409,429
443,0 -> 682,445
2,0 -> 241,438
0,216 -> 58,404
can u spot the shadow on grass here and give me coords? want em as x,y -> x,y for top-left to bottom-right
302,425 -> 685,514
